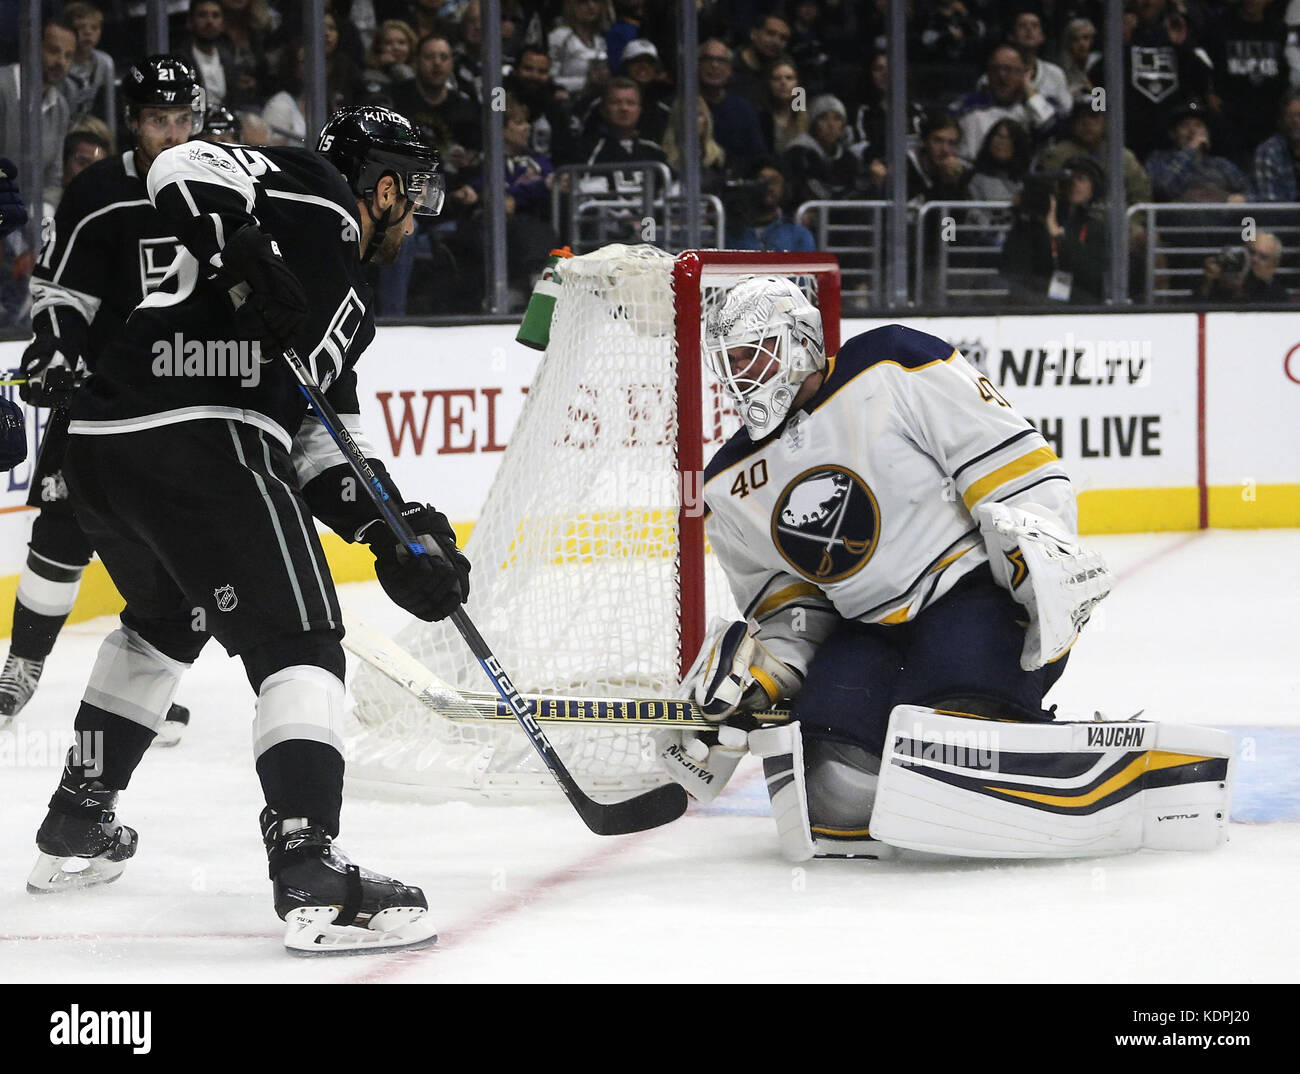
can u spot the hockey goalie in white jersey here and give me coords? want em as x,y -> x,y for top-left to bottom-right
660,277 -> 1234,861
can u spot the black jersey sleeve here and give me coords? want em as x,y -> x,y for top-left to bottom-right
146,142 -> 262,279
28,172 -> 129,354
292,368 -> 409,543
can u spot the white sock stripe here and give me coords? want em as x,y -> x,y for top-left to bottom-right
82,686 -> 169,732
82,627 -> 186,731
253,664 -> 346,761
16,573 -> 82,617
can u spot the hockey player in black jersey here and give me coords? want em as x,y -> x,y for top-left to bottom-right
27,106 -> 467,953
1,57 -> 204,743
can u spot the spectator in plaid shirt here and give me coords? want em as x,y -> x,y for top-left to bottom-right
1250,90 -> 1300,200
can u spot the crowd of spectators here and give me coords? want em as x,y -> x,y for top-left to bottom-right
3,0 -> 1300,318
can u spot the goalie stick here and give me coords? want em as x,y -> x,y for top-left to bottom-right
280,346 -> 688,835
341,615 -> 794,727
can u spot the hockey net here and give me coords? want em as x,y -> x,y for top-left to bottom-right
347,246 -> 841,800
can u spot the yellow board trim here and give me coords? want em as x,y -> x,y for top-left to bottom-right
1076,487 -> 1200,534
1207,483 -> 1300,528
810,826 -> 874,838
988,750 -> 1215,809
962,446 -> 1060,510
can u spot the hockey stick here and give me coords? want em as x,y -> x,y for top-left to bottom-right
342,614 -> 794,727
280,346 -> 689,835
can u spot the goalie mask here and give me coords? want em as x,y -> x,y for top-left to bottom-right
704,276 -> 826,439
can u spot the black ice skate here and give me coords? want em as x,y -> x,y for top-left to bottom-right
28,764 -> 138,893
261,808 -> 437,954
0,653 -> 44,720
150,703 -> 191,748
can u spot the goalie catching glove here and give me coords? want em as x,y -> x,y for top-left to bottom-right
365,503 -> 470,622
976,502 -> 1113,670
690,619 -> 802,720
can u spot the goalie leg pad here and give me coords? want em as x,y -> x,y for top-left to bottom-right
750,723 -> 893,860
869,705 -> 1234,858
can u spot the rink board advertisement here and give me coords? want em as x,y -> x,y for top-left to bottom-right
1,311 -> 1297,635
1203,313 -> 1300,528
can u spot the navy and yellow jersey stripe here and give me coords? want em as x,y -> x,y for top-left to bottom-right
808,324 -> 958,412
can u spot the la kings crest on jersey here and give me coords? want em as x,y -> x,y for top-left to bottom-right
69,142 -> 377,447
30,151 -> 181,365
702,325 -> 1077,633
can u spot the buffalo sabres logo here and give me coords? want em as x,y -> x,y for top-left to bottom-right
771,466 -> 880,582
213,584 -> 238,612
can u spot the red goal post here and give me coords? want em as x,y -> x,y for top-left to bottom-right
672,250 -> 842,682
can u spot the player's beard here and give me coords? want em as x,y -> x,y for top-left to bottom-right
369,216 -> 410,266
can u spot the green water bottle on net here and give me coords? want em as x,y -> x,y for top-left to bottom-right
516,246 -> 573,351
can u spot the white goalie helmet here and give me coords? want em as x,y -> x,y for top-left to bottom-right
704,276 -> 826,439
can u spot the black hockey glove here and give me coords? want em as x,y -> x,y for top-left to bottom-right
368,503 -> 471,622
221,225 -> 309,351
19,336 -> 84,408
0,395 -> 26,472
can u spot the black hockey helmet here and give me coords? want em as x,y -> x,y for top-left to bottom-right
123,55 -> 206,133
317,106 -> 445,218
203,105 -> 242,142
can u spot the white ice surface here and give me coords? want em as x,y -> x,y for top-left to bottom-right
0,530 -> 1296,983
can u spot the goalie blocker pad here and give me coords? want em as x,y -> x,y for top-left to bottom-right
868,706 -> 1233,858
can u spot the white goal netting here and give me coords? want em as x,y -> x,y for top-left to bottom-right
347,245 -> 836,800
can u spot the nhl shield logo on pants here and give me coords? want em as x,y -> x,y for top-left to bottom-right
214,584 -> 238,612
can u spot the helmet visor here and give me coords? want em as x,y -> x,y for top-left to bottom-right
403,169 -> 445,217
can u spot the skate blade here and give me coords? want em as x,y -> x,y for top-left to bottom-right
27,852 -> 129,894
149,723 -> 184,748
283,905 -> 439,955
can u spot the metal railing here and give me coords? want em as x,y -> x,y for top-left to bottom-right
793,200 -> 889,310
1126,202 -> 1300,304
552,163 -> 725,254
914,200 -> 1016,305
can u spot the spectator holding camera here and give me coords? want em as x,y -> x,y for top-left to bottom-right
1146,97 -> 1249,201
1198,233 -> 1291,301
1251,90 -> 1300,200
1000,157 -> 1108,304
